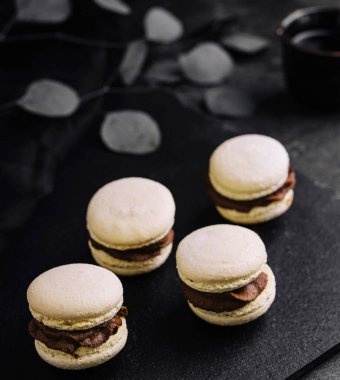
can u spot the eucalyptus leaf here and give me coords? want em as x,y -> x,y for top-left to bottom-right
100,110 -> 161,154
189,9 -> 236,39
144,7 -> 183,44
119,39 -> 148,85
16,0 -> 71,23
18,79 -> 80,117
144,60 -> 181,84
176,90 -> 203,113
222,32 -> 270,55
179,42 -> 234,85
205,86 -> 255,118
93,0 -> 131,15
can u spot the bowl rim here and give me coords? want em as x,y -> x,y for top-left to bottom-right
277,6 -> 340,57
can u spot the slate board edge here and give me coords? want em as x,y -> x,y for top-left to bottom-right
290,343 -> 340,379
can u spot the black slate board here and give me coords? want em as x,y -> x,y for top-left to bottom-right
1,91 -> 340,379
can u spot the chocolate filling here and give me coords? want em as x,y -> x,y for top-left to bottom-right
182,272 -> 268,312
89,229 -> 175,262
28,306 -> 128,357
208,167 -> 296,212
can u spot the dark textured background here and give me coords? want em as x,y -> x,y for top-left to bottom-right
0,0 -> 340,379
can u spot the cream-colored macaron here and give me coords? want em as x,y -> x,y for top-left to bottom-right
87,177 -> 176,276
176,225 -> 276,325
27,264 -> 128,369
208,134 -> 295,224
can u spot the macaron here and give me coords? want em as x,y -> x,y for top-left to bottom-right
87,177 -> 176,276
27,264 -> 128,369
176,225 -> 276,326
208,134 -> 296,224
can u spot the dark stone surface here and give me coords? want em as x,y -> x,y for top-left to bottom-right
1,90 -> 340,379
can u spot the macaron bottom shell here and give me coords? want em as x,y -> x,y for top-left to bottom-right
187,265 -> 276,326
34,318 -> 128,370
90,243 -> 173,276
216,189 -> 294,224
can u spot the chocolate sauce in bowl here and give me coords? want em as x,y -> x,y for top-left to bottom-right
292,29 -> 340,52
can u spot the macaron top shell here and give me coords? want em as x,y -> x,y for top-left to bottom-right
27,264 -> 123,321
176,225 -> 267,291
209,134 -> 290,200
87,177 -> 175,248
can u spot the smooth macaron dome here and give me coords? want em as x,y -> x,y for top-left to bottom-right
27,264 -> 128,369
87,177 -> 176,276
176,225 -> 276,325
208,134 -> 295,224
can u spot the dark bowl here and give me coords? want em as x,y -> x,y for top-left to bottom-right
277,6 -> 340,110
